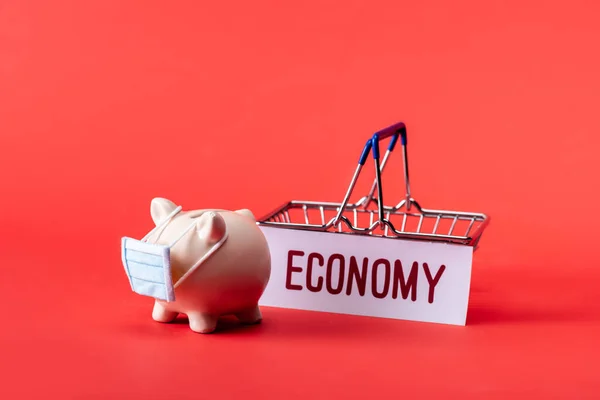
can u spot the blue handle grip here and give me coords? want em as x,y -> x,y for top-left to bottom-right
358,139 -> 373,165
358,121 -> 407,164
373,121 -> 407,144
371,122 -> 407,160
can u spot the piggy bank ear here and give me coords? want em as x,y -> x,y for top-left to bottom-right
195,212 -> 227,245
150,197 -> 178,225
235,209 -> 256,221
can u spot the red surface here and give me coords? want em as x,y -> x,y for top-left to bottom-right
2,0 -> 600,398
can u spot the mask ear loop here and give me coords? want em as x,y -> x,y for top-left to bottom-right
172,227 -> 229,289
167,220 -> 198,248
142,206 -> 183,243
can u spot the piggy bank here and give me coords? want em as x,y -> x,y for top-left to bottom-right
121,197 -> 272,333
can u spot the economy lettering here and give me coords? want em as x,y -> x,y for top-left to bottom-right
285,250 -> 446,304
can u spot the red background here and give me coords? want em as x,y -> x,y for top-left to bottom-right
2,0 -> 600,398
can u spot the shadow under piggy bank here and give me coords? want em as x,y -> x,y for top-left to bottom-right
169,314 -> 263,334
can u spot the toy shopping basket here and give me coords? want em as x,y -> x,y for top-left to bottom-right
257,121 -> 490,250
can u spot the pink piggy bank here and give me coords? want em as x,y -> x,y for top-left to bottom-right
121,197 -> 272,333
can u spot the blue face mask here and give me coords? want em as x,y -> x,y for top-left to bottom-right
121,205 -> 228,302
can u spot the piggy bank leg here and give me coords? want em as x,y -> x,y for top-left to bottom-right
235,305 -> 262,325
187,312 -> 218,334
152,301 -> 178,323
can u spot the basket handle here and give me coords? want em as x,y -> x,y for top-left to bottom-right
333,121 -> 411,228
370,122 -> 411,220
333,137 -> 378,226
358,122 -> 405,165
373,121 -> 406,145
363,122 -> 412,216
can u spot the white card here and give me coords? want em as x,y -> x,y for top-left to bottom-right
258,225 -> 474,326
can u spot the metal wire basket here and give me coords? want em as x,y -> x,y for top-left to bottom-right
257,122 -> 490,249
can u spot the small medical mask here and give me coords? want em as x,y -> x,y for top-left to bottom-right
121,205 -> 228,302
